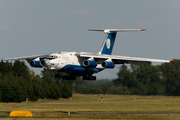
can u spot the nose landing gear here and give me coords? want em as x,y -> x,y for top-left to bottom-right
55,74 -> 76,80
55,73 -> 96,81
82,75 -> 96,81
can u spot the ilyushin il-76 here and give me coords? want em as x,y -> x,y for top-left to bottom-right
5,29 -> 174,80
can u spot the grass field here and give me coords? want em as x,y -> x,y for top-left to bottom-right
1,94 -> 180,119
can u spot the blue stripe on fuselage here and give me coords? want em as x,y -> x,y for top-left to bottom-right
59,65 -> 104,76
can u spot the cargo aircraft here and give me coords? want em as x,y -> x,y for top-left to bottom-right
5,29 -> 173,80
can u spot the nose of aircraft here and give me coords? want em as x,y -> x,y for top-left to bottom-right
45,59 -> 51,68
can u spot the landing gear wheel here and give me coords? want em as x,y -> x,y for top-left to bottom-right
82,75 -> 96,81
61,75 -> 76,80
83,76 -> 87,80
71,76 -> 76,80
55,74 -> 60,78
92,76 -> 96,80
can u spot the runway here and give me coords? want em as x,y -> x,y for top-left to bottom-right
71,111 -> 180,114
1,111 -> 180,118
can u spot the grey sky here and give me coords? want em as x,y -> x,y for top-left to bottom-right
1,0 -> 180,79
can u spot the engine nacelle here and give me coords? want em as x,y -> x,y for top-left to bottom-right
40,59 -> 46,66
83,60 -> 97,68
101,61 -> 115,68
30,60 -> 43,68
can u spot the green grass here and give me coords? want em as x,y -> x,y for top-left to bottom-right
1,94 -> 180,119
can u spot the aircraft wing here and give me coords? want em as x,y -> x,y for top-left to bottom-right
76,52 -> 173,65
4,53 -> 51,61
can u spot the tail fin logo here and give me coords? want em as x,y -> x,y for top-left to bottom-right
106,39 -> 111,49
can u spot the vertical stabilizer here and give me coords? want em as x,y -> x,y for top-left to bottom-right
99,32 -> 117,55
88,29 -> 146,55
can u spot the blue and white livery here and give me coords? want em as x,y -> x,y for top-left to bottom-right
5,29 -> 173,80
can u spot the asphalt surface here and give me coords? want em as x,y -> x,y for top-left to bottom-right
1,111 -> 180,118
70,111 -> 180,114
35,111 -> 180,115
0,115 -> 9,118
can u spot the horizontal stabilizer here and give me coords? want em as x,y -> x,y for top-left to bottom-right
88,29 -> 146,33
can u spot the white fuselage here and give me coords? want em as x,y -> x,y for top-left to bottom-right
46,52 -> 104,74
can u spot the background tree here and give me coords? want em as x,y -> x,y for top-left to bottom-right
160,60 -> 180,96
113,64 -> 166,95
0,60 -> 73,102
62,81 -> 72,98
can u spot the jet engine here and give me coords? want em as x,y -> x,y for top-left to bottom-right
40,59 -> 46,66
101,61 -> 115,68
83,60 -> 97,68
30,60 -> 43,68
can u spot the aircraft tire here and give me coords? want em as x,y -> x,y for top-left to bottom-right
55,74 -> 59,78
92,76 -> 96,80
82,75 -> 96,81
82,76 -> 87,80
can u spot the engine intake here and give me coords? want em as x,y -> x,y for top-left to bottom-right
40,59 -> 46,66
83,60 -> 97,68
101,61 -> 115,68
30,60 -> 43,68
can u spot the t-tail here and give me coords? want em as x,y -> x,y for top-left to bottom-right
88,29 -> 146,55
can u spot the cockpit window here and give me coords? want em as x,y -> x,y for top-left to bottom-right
48,55 -> 58,59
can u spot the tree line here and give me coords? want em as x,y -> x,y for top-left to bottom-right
74,60 -> 180,96
0,59 -> 180,102
0,60 -> 72,102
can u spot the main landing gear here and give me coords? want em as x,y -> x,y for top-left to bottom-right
55,74 -> 76,80
55,73 -> 96,81
82,75 -> 96,81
